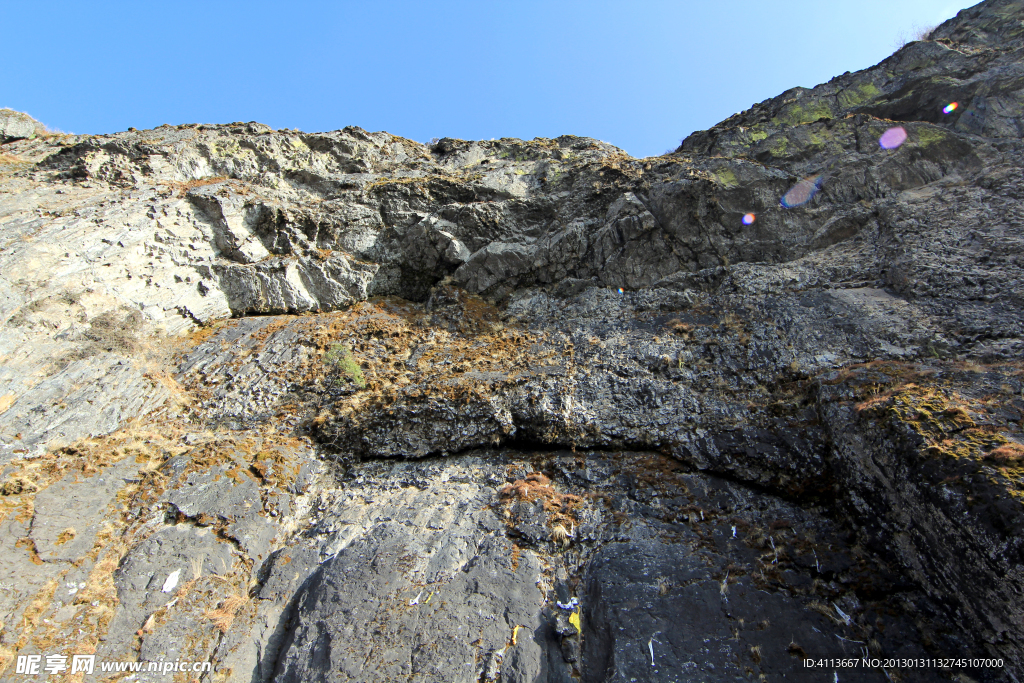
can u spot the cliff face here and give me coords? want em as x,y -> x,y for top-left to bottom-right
1,1 -> 1023,681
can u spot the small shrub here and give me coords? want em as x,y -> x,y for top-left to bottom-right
324,343 -> 366,388
894,23 -> 937,49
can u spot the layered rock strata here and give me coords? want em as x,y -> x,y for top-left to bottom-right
0,1 -> 1023,681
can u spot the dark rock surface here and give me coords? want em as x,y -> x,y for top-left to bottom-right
0,1 -> 1022,681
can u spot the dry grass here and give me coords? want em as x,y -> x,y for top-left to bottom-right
160,175 -> 230,197
0,420 -> 193,661
191,555 -> 205,581
857,383 -> 1013,463
142,366 -> 193,413
1,476 -> 37,495
14,537 -> 43,565
499,472 -> 582,532
139,613 -> 156,635
204,592 -> 249,633
985,443 -> 1024,465
808,600 -> 846,626
184,318 -> 234,347
0,645 -> 14,676
894,23 -> 938,49
267,294 -> 568,447
17,580 -> 58,647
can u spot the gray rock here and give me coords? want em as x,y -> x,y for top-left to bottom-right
216,254 -> 378,315
219,544 -> 323,683
0,109 -> 37,140
165,465 -> 264,522
582,541 -> 883,682
0,353 -> 169,457
1,2 -> 1023,681
30,456 -> 138,562
99,523 -> 238,662
275,528 -> 545,683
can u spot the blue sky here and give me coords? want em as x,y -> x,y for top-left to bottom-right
2,1 -> 976,158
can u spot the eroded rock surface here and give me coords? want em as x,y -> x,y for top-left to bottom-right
1,1 -> 1023,681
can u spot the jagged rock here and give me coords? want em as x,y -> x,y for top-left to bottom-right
275,531 -> 546,683
1,1 -> 1024,681
216,254 -> 378,315
819,365 -> 1024,667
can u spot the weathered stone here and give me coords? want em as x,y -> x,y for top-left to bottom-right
1,2 -> 1023,681
582,541 -> 882,682
29,456 -> 138,562
0,109 -> 37,140
274,528 -> 546,683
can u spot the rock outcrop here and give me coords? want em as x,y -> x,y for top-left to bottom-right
0,1 -> 1023,681
0,110 -> 38,142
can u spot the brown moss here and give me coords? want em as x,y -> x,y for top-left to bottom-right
499,472 -> 582,531
859,383 -> 1008,461
986,443 -> 1024,465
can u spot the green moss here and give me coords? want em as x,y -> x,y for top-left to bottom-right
808,131 -> 829,147
914,125 -> 950,147
772,101 -> 834,127
325,343 -> 366,388
714,168 -> 738,187
750,130 -> 768,142
769,136 -> 789,156
837,82 -> 882,109
880,386 -> 1008,460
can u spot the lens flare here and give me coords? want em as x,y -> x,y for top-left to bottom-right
879,126 -> 908,150
742,213 -> 756,225
943,102 -> 958,114
780,176 -> 822,208
617,288 -> 623,294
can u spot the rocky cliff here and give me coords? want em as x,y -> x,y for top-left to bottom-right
1,1 -> 1023,681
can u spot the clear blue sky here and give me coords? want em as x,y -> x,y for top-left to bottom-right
2,1 -> 977,158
